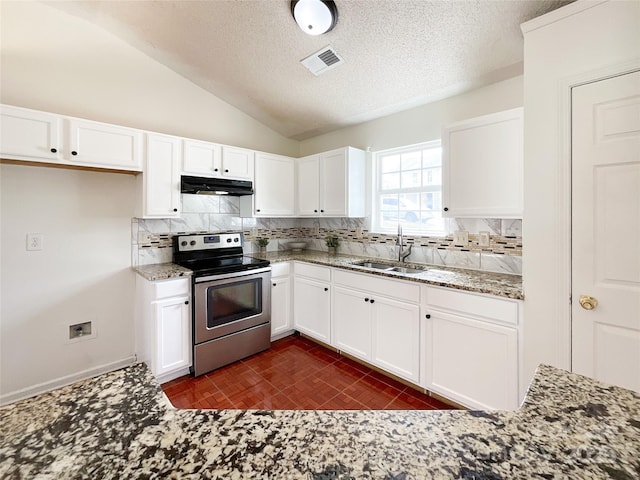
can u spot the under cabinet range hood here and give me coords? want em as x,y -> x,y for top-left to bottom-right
181,176 -> 254,196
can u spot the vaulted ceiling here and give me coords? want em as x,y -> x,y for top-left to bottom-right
51,0 -> 571,140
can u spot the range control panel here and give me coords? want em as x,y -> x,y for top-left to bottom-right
175,233 -> 243,252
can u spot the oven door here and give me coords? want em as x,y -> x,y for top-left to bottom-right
193,267 -> 271,345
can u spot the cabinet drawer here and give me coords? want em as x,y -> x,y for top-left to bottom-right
333,269 -> 420,303
424,286 -> 518,326
271,262 -> 291,278
153,278 -> 190,300
294,262 -> 331,282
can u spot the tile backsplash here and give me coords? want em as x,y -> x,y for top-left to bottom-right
132,195 -> 522,275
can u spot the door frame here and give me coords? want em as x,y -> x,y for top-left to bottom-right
554,60 -> 640,371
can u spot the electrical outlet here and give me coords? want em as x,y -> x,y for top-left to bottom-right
69,321 -> 92,339
313,226 -> 320,236
26,233 -> 43,251
453,230 -> 469,246
137,232 -> 151,244
355,226 -> 363,239
479,231 -> 491,247
251,228 -> 258,237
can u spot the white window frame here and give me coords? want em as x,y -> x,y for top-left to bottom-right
371,140 -> 445,236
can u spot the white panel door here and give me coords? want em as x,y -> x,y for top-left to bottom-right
143,133 -> 181,218
0,105 -> 61,162
154,296 -> 191,376
319,149 -> 347,216
371,296 -> 420,383
68,119 -> 142,171
182,139 -> 221,176
221,146 -> 254,180
332,286 -> 371,361
296,154 -> 320,215
271,275 -> 292,338
572,71 -> 640,392
293,277 -> 330,343
253,153 -> 295,216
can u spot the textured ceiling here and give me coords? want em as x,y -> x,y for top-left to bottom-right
50,0 -> 571,140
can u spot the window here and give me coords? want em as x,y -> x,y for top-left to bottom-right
372,141 -> 445,235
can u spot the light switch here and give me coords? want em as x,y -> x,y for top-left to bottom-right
479,231 -> 491,247
453,231 -> 469,246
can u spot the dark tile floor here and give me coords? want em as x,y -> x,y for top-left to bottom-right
162,333 -> 455,410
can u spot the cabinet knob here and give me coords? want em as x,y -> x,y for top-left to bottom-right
324,287 -> 329,292
184,301 -> 189,305
71,151 -> 78,156
50,148 -> 57,153
320,209 -> 324,213
256,209 -> 261,212
272,283 -> 276,287
364,298 -> 369,302
214,168 -> 219,172
425,314 -> 431,319
224,169 -> 229,173
314,209 -> 318,213
173,208 -> 178,212
443,207 -> 449,212
370,299 -> 375,304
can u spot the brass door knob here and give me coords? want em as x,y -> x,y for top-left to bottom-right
579,295 -> 598,310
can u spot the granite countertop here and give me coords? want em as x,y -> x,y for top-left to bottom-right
257,250 -> 523,300
134,262 -> 192,281
1,363 -> 638,479
133,250 -> 522,299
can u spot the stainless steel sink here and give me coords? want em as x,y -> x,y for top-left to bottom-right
354,261 -> 395,270
352,261 -> 425,275
388,266 -> 425,274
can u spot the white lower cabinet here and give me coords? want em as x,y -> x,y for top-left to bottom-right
422,285 -> 520,410
293,263 -> 331,343
136,276 -> 192,382
332,270 -> 421,383
270,262 -> 293,339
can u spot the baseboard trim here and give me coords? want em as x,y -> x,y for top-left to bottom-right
0,356 -> 137,406
155,367 -> 191,386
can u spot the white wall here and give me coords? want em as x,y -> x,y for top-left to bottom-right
521,0 -> 640,384
0,164 -> 137,400
298,75 -> 523,155
0,1 -> 298,156
0,0 -> 299,401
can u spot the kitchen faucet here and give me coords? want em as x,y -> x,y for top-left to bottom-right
396,224 -> 412,262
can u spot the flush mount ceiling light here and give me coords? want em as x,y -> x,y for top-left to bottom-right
291,0 -> 338,36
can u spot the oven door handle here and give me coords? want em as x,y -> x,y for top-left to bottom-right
194,266 -> 272,283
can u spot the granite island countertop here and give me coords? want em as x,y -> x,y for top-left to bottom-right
1,363 -> 638,479
134,250 -> 523,300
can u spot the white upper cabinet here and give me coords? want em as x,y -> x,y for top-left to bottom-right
68,118 -> 143,171
182,140 -> 254,181
221,146 -> 254,180
241,152 -> 295,217
296,147 -> 366,217
138,133 -> 181,218
0,105 -> 61,162
0,104 -> 142,171
442,107 -> 523,218
182,139 -> 222,177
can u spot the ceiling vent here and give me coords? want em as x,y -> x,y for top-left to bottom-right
300,45 -> 344,76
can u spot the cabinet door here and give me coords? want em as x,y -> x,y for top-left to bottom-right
253,152 -> 295,216
143,133 -> 181,218
68,118 -> 142,171
271,275 -> 292,338
0,105 -> 61,162
182,139 -> 222,176
221,146 -> 254,180
293,277 -> 330,343
319,149 -> 348,216
372,296 -> 420,383
425,310 -> 518,410
296,154 -> 320,215
442,108 -> 523,217
154,296 -> 191,377
332,286 -> 372,361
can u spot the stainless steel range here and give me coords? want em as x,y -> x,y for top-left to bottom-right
173,232 -> 271,376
